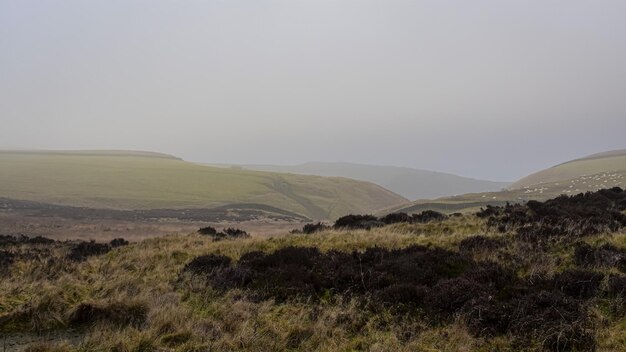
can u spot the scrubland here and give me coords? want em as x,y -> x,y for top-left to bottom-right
2,188 -> 626,351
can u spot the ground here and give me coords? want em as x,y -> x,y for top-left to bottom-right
2,207 -> 626,351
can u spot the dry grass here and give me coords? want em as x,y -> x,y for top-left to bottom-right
2,215 -> 626,351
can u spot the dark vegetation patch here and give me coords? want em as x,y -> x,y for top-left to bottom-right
465,291 -> 595,351
109,238 -> 129,248
0,249 -> 16,271
413,210 -> 447,223
0,197 -> 309,223
183,254 -> 231,274
458,235 -> 504,254
69,302 -> 148,328
0,234 -> 55,247
551,269 -> 604,299
478,187 -> 626,242
574,242 -> 626,271
70,239 -> 127,261
607,275 -> 626,297
185,245 -> 472,304
197,227 -> 250,241
333,215 -> 384,230
198,226 -> 217,236
183,243 -> 604,350
331,210 -> 448,231
67,242 -> 111,261
291,222 -> 330,234
380,212 -> 412,225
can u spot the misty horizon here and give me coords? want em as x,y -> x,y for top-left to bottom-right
2,1 -> 626,181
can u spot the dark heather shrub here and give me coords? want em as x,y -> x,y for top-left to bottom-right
198,226 -> 217,236
69,302 -> 148,328
552,269 -> 604,299
380,212 -> 412,225
0,234 -> 55,246
222,228 -> 249,238
413,210 -> 447,223
476,205 -> 502,218
466,291 -> 594,352
109,238 -> 129,248
333,214 -> 384,230
25,236 -> 56,245
482,188 -> 626,242
301,222 -> 329,234
425,277 -> 486,316
464,297 -> 514,337
183,254 -> 232,275
195,245 -> 472,303
574,242 -> 626,271
458,235 -> 504,254
606,275 -> 626,297
374,284 -> 428,307
0,250 -> 15,271
67,241 -> 111,261
508,291 -> 595,352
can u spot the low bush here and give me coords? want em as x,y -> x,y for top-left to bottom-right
0,250 -> 15,271
109,238 -> 129,248
69,301 -> 148,328
413,210 -> 447,223
552,269 -> 604,299
301,222 -> 330,234
183,254 -> 232,275
67,241 -> 111,261
380,212 -> 412,225
458,235 -> 504,254
481,188 -> 626,243
333,214 -> 384,230
574,242 -> 626,271
198,226 -> 217,236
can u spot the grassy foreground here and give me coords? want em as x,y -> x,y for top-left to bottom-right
3,211 -> 626,351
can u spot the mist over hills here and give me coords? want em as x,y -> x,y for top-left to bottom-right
236,162 -> 510,200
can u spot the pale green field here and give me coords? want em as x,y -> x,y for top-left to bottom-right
0,151 -> 407,220
390,169 -> 626,214
510,153 -> 626,189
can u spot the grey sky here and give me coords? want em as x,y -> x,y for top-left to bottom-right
1,1 -> 625,181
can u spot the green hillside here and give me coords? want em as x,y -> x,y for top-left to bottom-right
509,149 -> 626,190
0,151 -> 407,220
389,149 -> 626,215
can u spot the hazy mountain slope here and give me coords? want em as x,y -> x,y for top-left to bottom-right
0,151 -> 406,220
390,150 -> 626,215
510,149 -> 626,190
238,162 -> 509,200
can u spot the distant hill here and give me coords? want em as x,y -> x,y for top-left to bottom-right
510,149 -> 626,190
0,151 -> 407,220
389,149 -> 626,215
234,162 -> 509,200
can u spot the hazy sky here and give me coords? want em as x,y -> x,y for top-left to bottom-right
1,1 -> 625,181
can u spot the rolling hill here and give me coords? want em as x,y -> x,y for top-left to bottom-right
510,149 -> 626,190
389,149 -> 626,214
224,162 -> 509,200
0,151 -> 407,220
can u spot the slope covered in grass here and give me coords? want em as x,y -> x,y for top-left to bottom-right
510,149 -> 626,190
0,151 -> 406,220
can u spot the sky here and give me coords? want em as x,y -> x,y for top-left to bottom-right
1,1 -> 625,181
